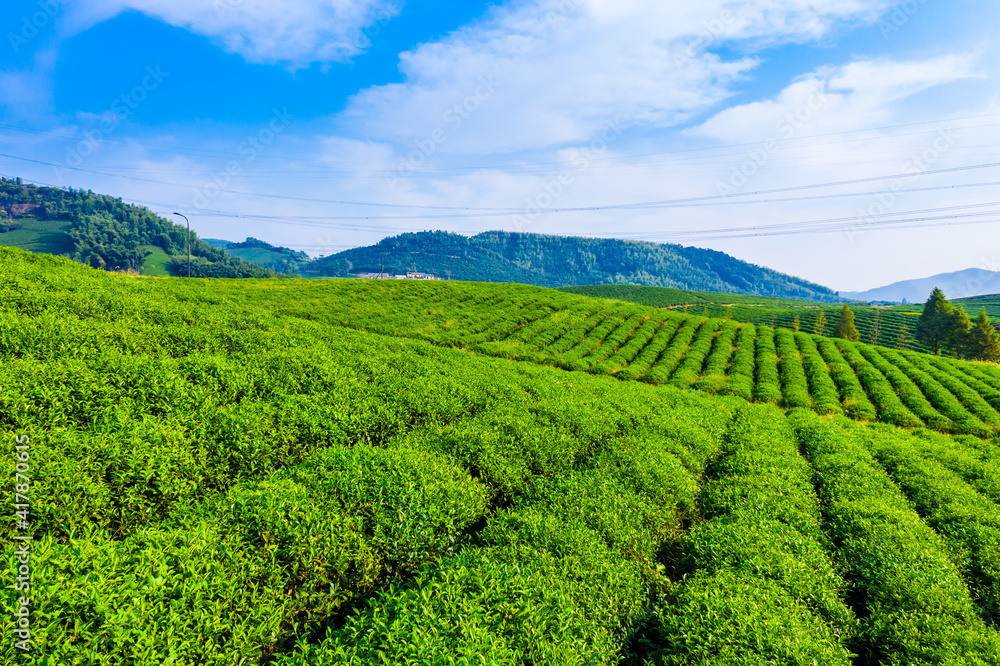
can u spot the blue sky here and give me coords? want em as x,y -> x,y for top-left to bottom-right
2,0 -> 1000,291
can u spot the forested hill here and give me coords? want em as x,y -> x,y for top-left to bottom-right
0,177 -> 275,277
311,230 -> 842,301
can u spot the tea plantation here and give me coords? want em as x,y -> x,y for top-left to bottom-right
560,284 -> 931,354
2,247 -> 999,665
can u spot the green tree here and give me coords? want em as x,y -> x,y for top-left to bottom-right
834,304 -> 860,341
949,305 -> 972,358
792,315 -> 801,332
967,308 -> 1000,362
916,287 -> 955,355
813,311 -> 827,336
724,306 -> 732,321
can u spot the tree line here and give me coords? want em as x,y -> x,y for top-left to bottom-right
787,291 -> 1000,362
914,287 -> 1000,361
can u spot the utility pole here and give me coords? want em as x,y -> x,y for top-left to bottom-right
173,212 -> 191,278
378,251 -> 384,279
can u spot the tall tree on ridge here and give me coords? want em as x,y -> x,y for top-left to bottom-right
834,304 -> 861,342
916,287 -> 955,355
949,305 -> 972,359
967,308 -> 1000,362
814,310 -> 827,336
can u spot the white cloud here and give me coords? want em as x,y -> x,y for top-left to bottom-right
60,0 -> 400,67
339,0 -> 893,154
689,54 -> 980,143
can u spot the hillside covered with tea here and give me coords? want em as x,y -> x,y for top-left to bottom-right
1,248 -> 999,665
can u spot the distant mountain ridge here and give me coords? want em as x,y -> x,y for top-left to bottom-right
311,230 -> 842,301
2,177 -> 844,298
843,268 -> 1000,303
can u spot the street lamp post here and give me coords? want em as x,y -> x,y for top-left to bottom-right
172,212 -> 190,278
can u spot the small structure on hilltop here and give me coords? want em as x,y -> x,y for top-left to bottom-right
356,271 -> 442,280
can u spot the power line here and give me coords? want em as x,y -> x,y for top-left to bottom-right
5,152 -> 1000,218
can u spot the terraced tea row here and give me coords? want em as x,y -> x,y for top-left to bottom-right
359,287 -> 1000,436
561,283 -> 931,353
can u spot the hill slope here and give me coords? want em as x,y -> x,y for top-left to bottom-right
311,230 -> 842,300
3,247 -> 1000,665
0,177 -> 275,277
204,237 -> 312,274
843,268 -> 1000,303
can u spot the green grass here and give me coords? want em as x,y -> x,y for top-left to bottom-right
225,246 -> 310,274
139,244 -> 172,277
0,216 -> 74,255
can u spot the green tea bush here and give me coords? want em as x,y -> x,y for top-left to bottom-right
555,309 -> 632,371
693,320 -> 740,394
910,429 -> 998,480
791,410 -> 1000,663
669,319 -> 723,388
837,341 -> 923,428
271,401 -> 731,666
531,309 -> 607,361
517,302 -> 598,349
1,523 -> 289,665
795,333 -> 843,415
905,353 -> 1000,425
572,312 -> 645,372
955,361 -> 1000,398
875,348 -> 989,436
941,359 -> 1000,412
616,317 -> 682,381
720,322 -> 756,400
862,425 -> 1000,622
594,314 -> 665,375
857,345 -> 954,431
815,337 -> 878,420
276,524 -> 645,666
641,405 -> 855,664
752,325 -> 782,404
775,328 -> 812,409
643,318 -> 701,384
